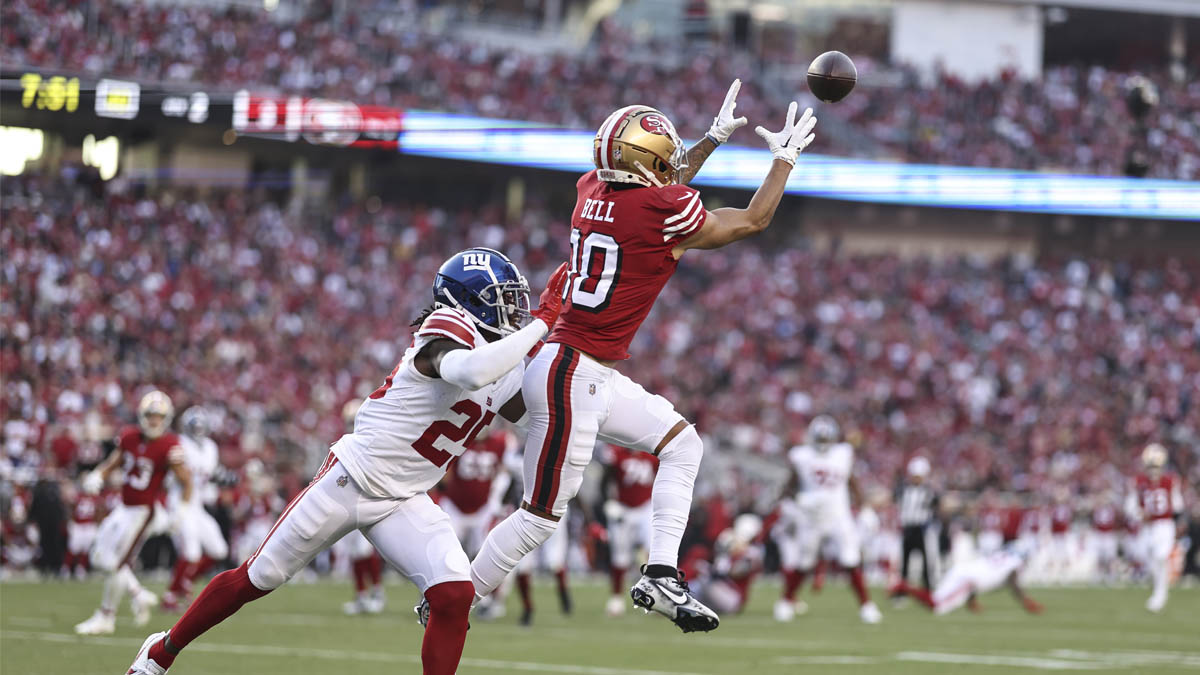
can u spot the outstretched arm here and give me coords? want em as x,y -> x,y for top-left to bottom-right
672,103 -> 816,257
679,79 -> 747,185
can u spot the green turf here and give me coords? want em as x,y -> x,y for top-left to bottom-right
1,576 -> 1197,674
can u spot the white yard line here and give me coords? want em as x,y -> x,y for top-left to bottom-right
895,651 -> 1107,670
0,630 -> 709,675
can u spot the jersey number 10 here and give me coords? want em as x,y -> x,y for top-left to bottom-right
569,228 -> 622,312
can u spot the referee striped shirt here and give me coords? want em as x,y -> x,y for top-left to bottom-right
899,484 -> 936,527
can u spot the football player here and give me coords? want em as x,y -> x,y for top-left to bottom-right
126,249 -> 568,675
162,407 -> 230,612
64,480 -> 102,579
775,415 -> 882,624
470,80 -> 818,633
599,443 -> 658,616
1090,493 -> 1120,583
891,541 -> 1043,616
76,391 -> 192,635
1126,443 -> 1185,612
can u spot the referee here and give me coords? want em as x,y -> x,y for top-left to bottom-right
893,456 -> 938,598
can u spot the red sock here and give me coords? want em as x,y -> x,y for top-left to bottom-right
812,559 -> 827,592
609,567 -> 625,595
421,581 -> 474,675
168,558 -> 192,595
516,573 -> 533,612
352,558 -> 369,593
900,582 -> 936,610
188,555 -> 214,591
848,566 -> 870,606
555,568 -> 568,595
783,569 -> 806,601
368,553 -> 383,586
147,562 -> 271,669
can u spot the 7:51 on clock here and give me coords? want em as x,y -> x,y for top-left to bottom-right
20,73 -> 81,112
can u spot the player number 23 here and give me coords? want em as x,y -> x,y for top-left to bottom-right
568,228 -> 622,312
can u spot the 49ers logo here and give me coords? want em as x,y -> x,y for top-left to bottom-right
640,114 -> 672,136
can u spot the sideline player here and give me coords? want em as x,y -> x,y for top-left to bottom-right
891,541 -> 1043,616
599,443 -> 658,616
775,415 -> 882,624
470,80 -> 819,633
1090,493 -> 1120,583
1127,443 -> 1185,612
162,407 -> 230,611
65,481 -> 103,579
126,250 -> 568,675
75,391 -> 192,635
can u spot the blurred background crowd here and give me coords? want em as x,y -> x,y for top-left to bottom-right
3,0 -> 1199,178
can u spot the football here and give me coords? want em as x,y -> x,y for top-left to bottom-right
807,50 -> 857,103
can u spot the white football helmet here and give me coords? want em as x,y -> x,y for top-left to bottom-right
805,415 -> 840,447
180,406 -> 210,438
137,391 -> 174,439
1141,443 -> 1167,473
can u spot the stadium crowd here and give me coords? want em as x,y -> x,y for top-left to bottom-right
3,169 -> 1198,578
3,0 -> 1199,179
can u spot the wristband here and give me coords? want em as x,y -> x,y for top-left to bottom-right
704,132 -> 722,146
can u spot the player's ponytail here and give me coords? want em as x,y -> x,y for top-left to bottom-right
410,305 -> 436,328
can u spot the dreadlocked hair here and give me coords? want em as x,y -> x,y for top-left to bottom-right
411,305 -> 437,328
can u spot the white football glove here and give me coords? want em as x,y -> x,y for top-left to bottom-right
81,471 -> 104,495
755,102 -> 817,166
706,79 -> 749,144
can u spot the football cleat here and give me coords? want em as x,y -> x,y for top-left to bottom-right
74,609 -> 116,635
126,631 -> 169,675
630,570 -> 719,633
344,598 -> 367,616
859,601 -> 883,624
473,596 -> 506,621
131,589 -> 158,627
1146,593 -> 1166,613
605,595 -> 626,617
414,597 -> 430,627
774,598 -> 810,622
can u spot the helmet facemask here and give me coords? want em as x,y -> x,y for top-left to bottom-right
438,276 -> 531,339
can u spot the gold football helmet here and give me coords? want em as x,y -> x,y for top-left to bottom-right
1142,443 -> 1167,472
593,105 -> 687,187
137,390 -> 175,439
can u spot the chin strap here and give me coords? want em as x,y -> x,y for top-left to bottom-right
633,161 -> 666,188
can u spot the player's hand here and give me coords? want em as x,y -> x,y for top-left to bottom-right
530,262 -> 570,328
81,471 -> 103,495
706,79 -> 749,145
755,102 -> 817,166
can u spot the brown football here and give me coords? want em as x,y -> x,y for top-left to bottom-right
806,51 -> 857,103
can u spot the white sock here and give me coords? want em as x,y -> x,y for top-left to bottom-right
470,509 -> 558,599
118,565 -> 145,597
100,570 -> 129,614
1152,559 -> 1169,599
647,425 -> 703,569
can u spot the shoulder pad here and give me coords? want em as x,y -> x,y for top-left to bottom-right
417,308 -> 480,348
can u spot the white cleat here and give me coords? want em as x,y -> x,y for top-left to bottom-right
859,601 -> 883,624
605,595 -> 627,617
75,609 -> 116,635
1146,594 -> 1166,613
774,599 -> 795,622
343,598 -> 367,616
364,592 -> 386,614
126,631 -> 169,674
630,571 -> 719,633
131,589 -> 158,627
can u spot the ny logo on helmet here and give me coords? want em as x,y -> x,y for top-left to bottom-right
640,114 -> 672,136
462,252 -> 492,271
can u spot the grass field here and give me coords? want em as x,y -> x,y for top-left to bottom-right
2,576 -> 1197,674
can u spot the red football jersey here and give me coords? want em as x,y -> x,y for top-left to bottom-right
72,493 -> 102,524
442,432 -> 511,514
601,445 -> 658,508
1134,473 -> 1183,521
1092,504 -> 1117,532
547,170 -> 707,361
116,425 -> 182,506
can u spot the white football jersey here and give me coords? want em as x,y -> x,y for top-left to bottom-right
787,442 -> 854,516
169,434 -> 221,508
332,307 -> 523,500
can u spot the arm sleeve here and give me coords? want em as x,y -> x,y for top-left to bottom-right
438,319 -> 549,391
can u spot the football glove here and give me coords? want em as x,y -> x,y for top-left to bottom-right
81,471 -> 104,495
530,262 -> 570,328
755,102 -> 817,166
706,79 -> 749,145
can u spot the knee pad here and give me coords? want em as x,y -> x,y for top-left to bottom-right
512,508 -> 561,555
426,580 -> 475,614
657,425 -> 702,477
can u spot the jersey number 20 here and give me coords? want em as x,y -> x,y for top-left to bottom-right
569,228 -> 622,312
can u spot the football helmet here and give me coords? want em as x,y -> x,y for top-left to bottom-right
137,391 -> 174,439
1142,443 -> 1167,473
805,414 -> 840,447
180,406 -> 210,438
342,399 -> 361,432
594,105 -> 687,188
907,456 -> 931,479
434,248 -> 531,339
